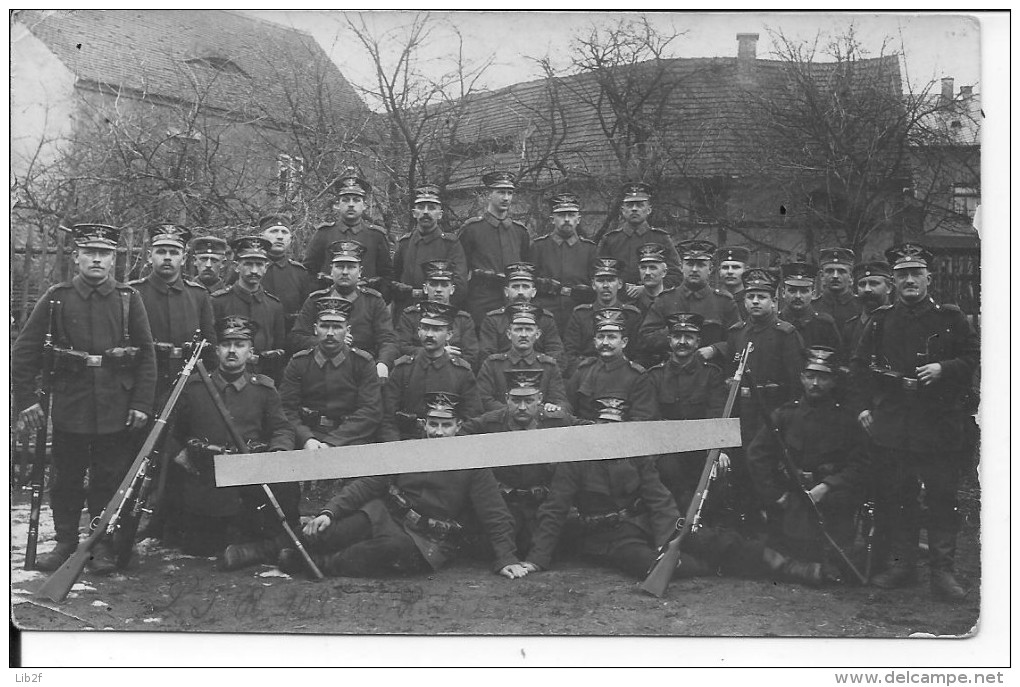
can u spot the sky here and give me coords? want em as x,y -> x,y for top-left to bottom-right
246,10 -> 982,110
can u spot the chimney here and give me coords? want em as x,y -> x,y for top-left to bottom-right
960,85 -> 973,99
941,77 -> 954,103
737,33 -> 759,60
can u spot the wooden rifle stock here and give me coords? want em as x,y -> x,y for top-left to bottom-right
36,341 -> 208,602
639,342 -> 753,597
25,299 -> 58,570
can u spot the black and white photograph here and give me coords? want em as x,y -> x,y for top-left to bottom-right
8,9 -> 1005,671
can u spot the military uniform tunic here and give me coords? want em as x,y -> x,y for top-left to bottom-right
458,212 -> 531,327
563,302 -> 644,378
301,218 -> 393,281
395,305 -> 479,369
477,305 -> 566,373
380,351 -> 481,441
262,256 -> 314,332
393,226 -> 468,296
211,284 -> 286,353
812,291 -> 862,326
476,350 -> 568,413
530,232 -> 598,332
566,356 -> 659,422
288,286 -> 399,368
279,346 -> 382,447
639,283 -> 741,354
779,307 -> 843,355
596,221 -> 683,289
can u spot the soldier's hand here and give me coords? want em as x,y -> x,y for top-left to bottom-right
519,561 -> 542,573
499,563 -> 530,579
808,483 -> 831,504
857,409 -> 874,434
717,451 -> 731,473
376,362 -> 389,379
172,448 -> 199,477
344,332 -> 354,346
303,438 -> 329,450
776,492 -> 790,510
17,403 -> 45,434
445,345 -> 462,358
624,283 -> 643,299
303,514 -> 332,539
916,362 -> 943,386
125,409 -> 149,430
542,403 -> 561,414
697,345 -> 716,360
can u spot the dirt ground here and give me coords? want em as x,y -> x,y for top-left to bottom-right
10,479 -> 981,638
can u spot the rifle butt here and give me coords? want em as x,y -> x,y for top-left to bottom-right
638,540 -> 682,597
35,535 -> 101,603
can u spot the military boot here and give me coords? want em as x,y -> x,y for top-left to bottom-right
277,548 -> 332,577
219,534 -> 288,572
762,547 -> 834,588
870,562 -> 918,589
928,530 -> 966,601
87,540 -> 117,576
34,541 -> 78,572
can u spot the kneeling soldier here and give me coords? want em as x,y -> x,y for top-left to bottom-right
278,392 -> 529,580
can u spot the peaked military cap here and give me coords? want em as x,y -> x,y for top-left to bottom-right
592,257 -> 624,278
666,312 -> 705,334
481,170 -> 516,189
424,391 -> 462,419
315,296 -> 352,323
593,307 -> 627,332
68,223 -> 120,250
715,245 -> 750,264
230,235 -> 271,260
549,192 -> 580,213
504,262 -> 536,283
504,368 -> 544,397
679,239 -> 718,261
781,261 -> 818,287
216,315 -> 259,341
506,302 -> 541,326
621,181 -> 651,202
637,243 -> 668,264
191,235 -> 229,256
418,300 -> 457,327
148,223 -> 191,249
804,345 -> 839,374
329,239 -> 366,263
818,247 -> 856,267
852,260 -> 893,281
594,397 -> 628,423
743,267 -> 778,294
413,184 -> 442,205
329,167 -> 371,198
885,243 -> 933,270
257,214 -> 291,232
422,259 -> 454,282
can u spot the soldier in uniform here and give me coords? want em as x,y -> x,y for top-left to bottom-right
716,245 -> 751,322
851,243 -> 979,600
476,303 -> 568,413
843,260 -> 894,354
477,262 -> 566,372
596,182 -> 683,298
380,301 -> 482,442
779,261 -> 843,354
167,316 -> 298,569
279,297 -> 382,452
190,235 -> 231,293
633,243 -> 669,317
747,346 -> 869,570
302,168 -> 393,281
563,257 -> 644,378
13,224 -> 156,573
812,247 -> 863,324
395,259 -> 479,368
647,313 -> 730,512
211,236 -> 287,376
392,184 -> 467,315
277,391 -> 529,580
639,239 -> 741,359
530,192 -> 598,332
258,214 -> 313,336
459,171 -> 532,329
566,308 -> 658,422
289,240 -> 398,377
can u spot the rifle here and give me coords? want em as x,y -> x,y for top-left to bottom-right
36,340 -> 208,602
25,299 -> 58,570
745,370 -> 868,585
193,360 -> 324,580
640,341 -> 753,597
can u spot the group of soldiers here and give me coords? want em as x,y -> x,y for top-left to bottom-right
12,168 -> 980,602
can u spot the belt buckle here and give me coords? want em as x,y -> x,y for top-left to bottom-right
85,355 -> 103,367
169,346 -> 183,359
740,387 -> 751,398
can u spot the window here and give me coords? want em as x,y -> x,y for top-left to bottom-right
167,129 -> 203,190
951,185 -> 979,218
276,154 -> 305,200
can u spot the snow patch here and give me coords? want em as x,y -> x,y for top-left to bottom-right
257,569 -> 291,578
91,601 -> 109,608
10,569 -> 43,584
72,582 -> 97,592
142,617 -> 162,624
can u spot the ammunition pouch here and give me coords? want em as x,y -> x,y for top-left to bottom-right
576,501 -> 644,532
499,484 -> 549,504
53,347 -> 94,374
103,346 -> 141,368
252,349 -> 286,375
300,407 -> 348,431
186,438 -> 269,473
387,485 -> 463,541
740,382 -> 782,400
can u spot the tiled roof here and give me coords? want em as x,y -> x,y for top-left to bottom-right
441,54 -> 902,188
16,9 -> 368,126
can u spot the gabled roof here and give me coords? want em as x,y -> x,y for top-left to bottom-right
16,9 -> 368,127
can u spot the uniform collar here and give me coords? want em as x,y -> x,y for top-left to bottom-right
412,226 -> 440,243
622,221 -> 649,236
508,349 -> 538,365
213,369 -> 249,392
341,218 -> 363,233
421,350 -> 450,368
147,273 -> 182,294
504,409 -> 539,431
681,283 -> 707,300
780,306 -> 815,325
551,232 -> 578,246
72,274 -> 116,298
484,211 -> 512,229
667,355 -> 700,374
232,282 -> 264,303
332,286 -> 360,303
748,311 -> 779,332
269,254 -> 290,268
822,290 -> 855,305
897,295 -> 936,317
598,355 -> 628,371
314,346 -> 347,368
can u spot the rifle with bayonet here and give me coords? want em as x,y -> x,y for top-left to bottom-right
640,341 -> 753,597
24,299 -> 58,570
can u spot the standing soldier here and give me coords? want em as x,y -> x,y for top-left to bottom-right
380,301 -> 482,442
779,261 -> 843,354
190,235 -> 231,293
459,171 -> 531,330
289,240 -> 398,378
633,243 -> 669,317
392,184 -> 467,315
395,260 -> 478,368
530,192 -> 598,332
476,303 -> 568,413
302,168 -> 393,282
563,257 -> 643,377
13,224 -> 156,573
639,239 -> 741,358
279,297 -> 382,452
812,247 -> 862,324
477,262 -> 566,372
716,246 -> 751,322
596,182 -> 682,299
843,260 -> 894,354
258,214 -> 313,337
852,243 -> 979,600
